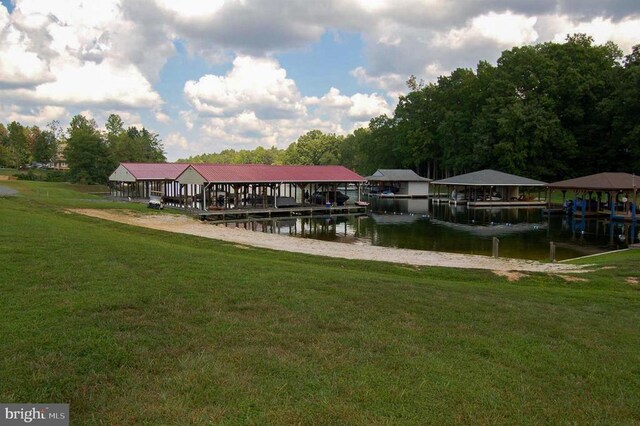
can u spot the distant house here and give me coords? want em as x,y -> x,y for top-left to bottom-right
432,169 -> 547,206
365,169 -> 431,198
52,143 -> 69,170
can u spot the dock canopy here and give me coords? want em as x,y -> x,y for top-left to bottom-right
109,163 -> 190,199
109,163 -> 189,182
177,164 -> 365,185
365,169 -> 431,197
547,172 -> 638,221
432,169 -> 546,187
547,172 -> 638,191
174,163 -> 365,210
431,169 -> 547,206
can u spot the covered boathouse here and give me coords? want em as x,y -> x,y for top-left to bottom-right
431,169 -> 547,206
109,163 -> 189,199
109,163 -> 367,218
175,163 -> 366,211
365,169 -> 431,198
547,172 -> 638,222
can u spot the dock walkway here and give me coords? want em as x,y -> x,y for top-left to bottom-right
192,205 -> 367,221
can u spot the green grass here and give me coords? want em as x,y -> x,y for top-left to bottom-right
1,181 -> 639,424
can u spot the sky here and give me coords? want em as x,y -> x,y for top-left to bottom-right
0,0 -> 639,161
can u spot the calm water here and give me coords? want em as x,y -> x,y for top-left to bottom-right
216,196 -> 637,261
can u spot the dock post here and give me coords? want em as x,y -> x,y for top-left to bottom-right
549,241 -> 556,262
492,237 -> 499,258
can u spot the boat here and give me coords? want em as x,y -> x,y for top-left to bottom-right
355,200 -> 370,207
311,191 -> 349,206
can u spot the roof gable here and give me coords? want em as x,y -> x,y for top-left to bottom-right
366,169 -> 431,182
110,163 -> 190,181
432,169 -> 547,186
185,164 -> 365,184
548,172 -> 638,190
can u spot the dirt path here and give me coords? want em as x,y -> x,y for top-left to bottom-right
71,209 -> 591,274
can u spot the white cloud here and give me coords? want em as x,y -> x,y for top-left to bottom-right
351,66 -> 407,97
0,104 -> 68,126
21,60 -> 161,107
0,0 -> 166,110
155,0 -> 226,20
348,93 -> 391,120
154,110 -> 171,124
184,55 -> 306,119
435,12 -> 539,48
548,15 -> 640,53
0,4 -> 52,86
179,110 -> 196,130
164,132 -> 189,150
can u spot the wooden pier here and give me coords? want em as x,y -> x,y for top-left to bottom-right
193,205 -> 368,221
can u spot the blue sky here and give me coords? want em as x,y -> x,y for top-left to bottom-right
0,0 -> 639,160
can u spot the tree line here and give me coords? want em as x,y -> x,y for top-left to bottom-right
182,35 -> 640,181
0,114 -> 166,184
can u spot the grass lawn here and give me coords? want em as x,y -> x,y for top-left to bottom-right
1,181 -> 639,424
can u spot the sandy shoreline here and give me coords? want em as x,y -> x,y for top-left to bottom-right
71,209 -> 591,274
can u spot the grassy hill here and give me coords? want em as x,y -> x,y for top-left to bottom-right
1,181 -> 639,424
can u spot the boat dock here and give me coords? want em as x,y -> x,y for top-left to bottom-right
193,204 -> 368,221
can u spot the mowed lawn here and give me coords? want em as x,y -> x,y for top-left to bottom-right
1,181 -> 639,424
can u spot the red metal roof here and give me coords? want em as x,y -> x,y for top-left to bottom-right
188,164 -> 365,183
548,172 -> 639,191
121,163 -> 190,180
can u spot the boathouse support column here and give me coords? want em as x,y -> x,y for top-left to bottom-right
203,182 -> 211,211
633,185 -> 638,224
610,191 -> 615,221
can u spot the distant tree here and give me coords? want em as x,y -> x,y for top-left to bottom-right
31,127 -> 58,164
600,44 -> 640,172
105,113 -> 124,136
65,114 -> 115,184
341,127 -> 370,174
5,121 -> 30,168
106,114 -> 166,163
0,123 -> 9,167
68,114 -> 98,134
283,130 -> 343,165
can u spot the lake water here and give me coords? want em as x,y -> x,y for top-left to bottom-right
215,196 -> 637,261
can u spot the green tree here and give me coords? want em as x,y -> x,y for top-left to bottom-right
5,121 -> 30,168
65,114 -> 115,184
106,114 -> 166,163
283,130 -> 343,165
31,127 -> 58,164
543,34 -> 622,176
0,123 -> 9,167
601,44 -> 640,172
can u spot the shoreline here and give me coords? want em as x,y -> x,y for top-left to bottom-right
70,209 -> 591,274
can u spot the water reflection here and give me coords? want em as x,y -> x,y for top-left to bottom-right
214,197 -> 638,261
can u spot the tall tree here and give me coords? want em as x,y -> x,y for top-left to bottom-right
65,114 -> 115,184
106,114 -> 166,163
601,44 -> 640,172
0,123 -> 10,167
31,127 -> 58,164
283,130 -> 343,165
5,121 -> 30,168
